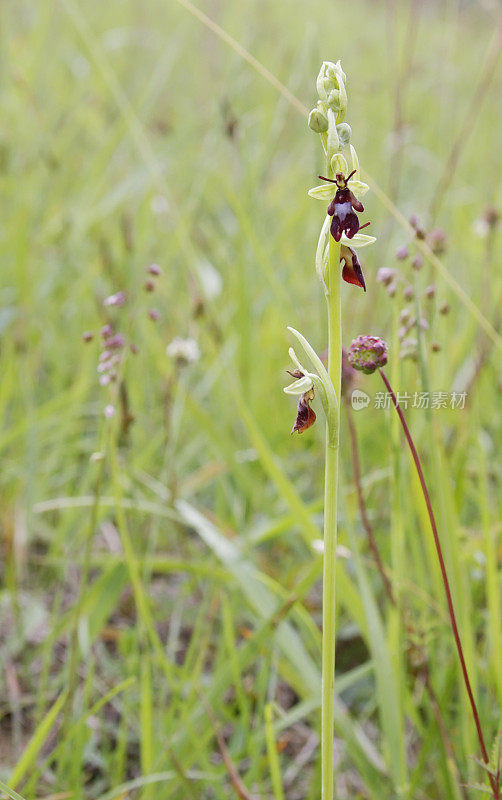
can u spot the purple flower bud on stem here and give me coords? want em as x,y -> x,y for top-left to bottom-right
395,245 -> 409,261
348,335 -> 388,374
101,324 -> 113,340
106,334 -> 126,350
376,267 -> 395,286
147,263 -> 162,276
104,291 -> 127,308
82,331 -> 94,343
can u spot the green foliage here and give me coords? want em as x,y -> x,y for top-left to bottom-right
0,0 -> 501,798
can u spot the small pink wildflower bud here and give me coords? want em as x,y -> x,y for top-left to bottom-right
428,228 -> 447,255
409,215 -> 426,239
147,263 -> 163,276
106,333 -> 125,349
411,255 -> 423,271
101,324 -> 113,340
144,280 -> 155,293
439,302 -> 450,315
99,374 -> 111,387
376,267 -> 395,286
130,343 -> 139,354
104,291 -> 127,307
425,285 -> 436,299
82,331 -> 94,342
403,285 -> 414,301
395,245 -> 409,261
387,282 -> 397,298
400,337 -> 418,360
399,308 -> 413,326
104,404 -> 116,419
148,308 -> 160,321
348,335 -> 388,374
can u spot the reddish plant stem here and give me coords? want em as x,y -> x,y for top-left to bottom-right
379,368 -> 498,799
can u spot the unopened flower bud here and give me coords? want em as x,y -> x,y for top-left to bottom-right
428,228 -> 447,255
400,337 -> 418,360
148,308 -> 160,321
104,404 -> 116,419
377,267 -> 395,286
403,286 -> 414,301
101,324 -> 113,340
439,302 -> 450,315
399,308 -> 413,326
326,89 -> 341,111
308,107 -> 328,133
106,334 -> 125,349
348,335 -> 388,374
104,291 -> 126,308
387,282 -> 397,298
425,285 -> 436,299
410,215 -> 426,239
144,280 -> 155,292
411,255 -> 423,271
431,342 -> 441,352
395,245 -> 409,261
82,331 -> 94,342
147,263 -> 162,276
336,123 -> 351,147
331,153 -> 348,175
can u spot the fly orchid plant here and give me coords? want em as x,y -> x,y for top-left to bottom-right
284,61 -> 376,800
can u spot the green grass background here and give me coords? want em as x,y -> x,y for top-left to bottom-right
0,0 -> 501,798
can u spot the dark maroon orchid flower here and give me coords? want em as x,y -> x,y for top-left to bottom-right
319,171 -> 370,243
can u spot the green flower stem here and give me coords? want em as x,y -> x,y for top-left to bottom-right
321,232 -> 341,800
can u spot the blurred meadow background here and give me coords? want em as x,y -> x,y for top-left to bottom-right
1,0 -> 501,798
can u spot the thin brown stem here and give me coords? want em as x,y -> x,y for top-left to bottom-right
199,691 -> 259,800
379,368 -> 498,799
